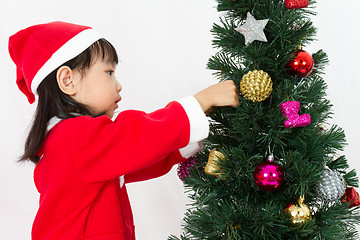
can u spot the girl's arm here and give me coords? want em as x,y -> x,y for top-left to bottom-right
69,97 -> 207,184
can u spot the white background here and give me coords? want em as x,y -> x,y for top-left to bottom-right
0,0 -> 359,239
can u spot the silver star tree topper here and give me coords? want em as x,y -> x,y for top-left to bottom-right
235,12 -> 269,45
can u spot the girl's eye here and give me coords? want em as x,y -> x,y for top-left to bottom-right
106,70 -> 114,76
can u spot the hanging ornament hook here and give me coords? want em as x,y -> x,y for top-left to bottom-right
267,143 -> 274,162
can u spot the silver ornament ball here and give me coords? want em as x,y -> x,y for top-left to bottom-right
316,167 -> 346,202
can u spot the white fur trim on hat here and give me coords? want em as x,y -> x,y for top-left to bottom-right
31,28 -> 102,95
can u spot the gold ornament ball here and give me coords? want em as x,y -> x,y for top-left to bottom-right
240,70 -> 273,102
284,196 -> 312,227
205,149 -> 226,178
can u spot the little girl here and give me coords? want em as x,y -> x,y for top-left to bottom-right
9,21 -> 239,240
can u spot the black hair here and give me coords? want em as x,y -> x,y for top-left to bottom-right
20,38 -> 118,164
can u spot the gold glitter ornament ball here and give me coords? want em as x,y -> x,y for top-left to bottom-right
240,70 -> 273,102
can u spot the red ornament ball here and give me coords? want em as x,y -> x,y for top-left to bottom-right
253,157 -> 284,191
286,49 -> 314,78
285,0 -> 309,9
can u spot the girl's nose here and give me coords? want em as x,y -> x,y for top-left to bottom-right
115,80 -> 122,93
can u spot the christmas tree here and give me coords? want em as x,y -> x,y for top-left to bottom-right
171,0 -> 360,239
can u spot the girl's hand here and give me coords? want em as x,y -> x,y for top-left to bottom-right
194,80 -> 239,112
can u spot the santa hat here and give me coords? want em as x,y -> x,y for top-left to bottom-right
8,21 -> 101,104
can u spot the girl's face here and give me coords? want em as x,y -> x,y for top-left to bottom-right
72,57 -> 122,118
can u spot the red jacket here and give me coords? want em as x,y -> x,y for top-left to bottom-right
32,97 -> 209,240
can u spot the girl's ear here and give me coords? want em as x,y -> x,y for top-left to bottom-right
56,66 -> 78,95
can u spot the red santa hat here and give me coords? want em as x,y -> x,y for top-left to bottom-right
8,21 -> 101,104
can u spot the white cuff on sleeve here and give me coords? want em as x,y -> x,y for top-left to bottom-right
179,142 -> 203,159
177,96 -> 209,144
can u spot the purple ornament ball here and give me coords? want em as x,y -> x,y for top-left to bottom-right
177,156 -> 197,181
